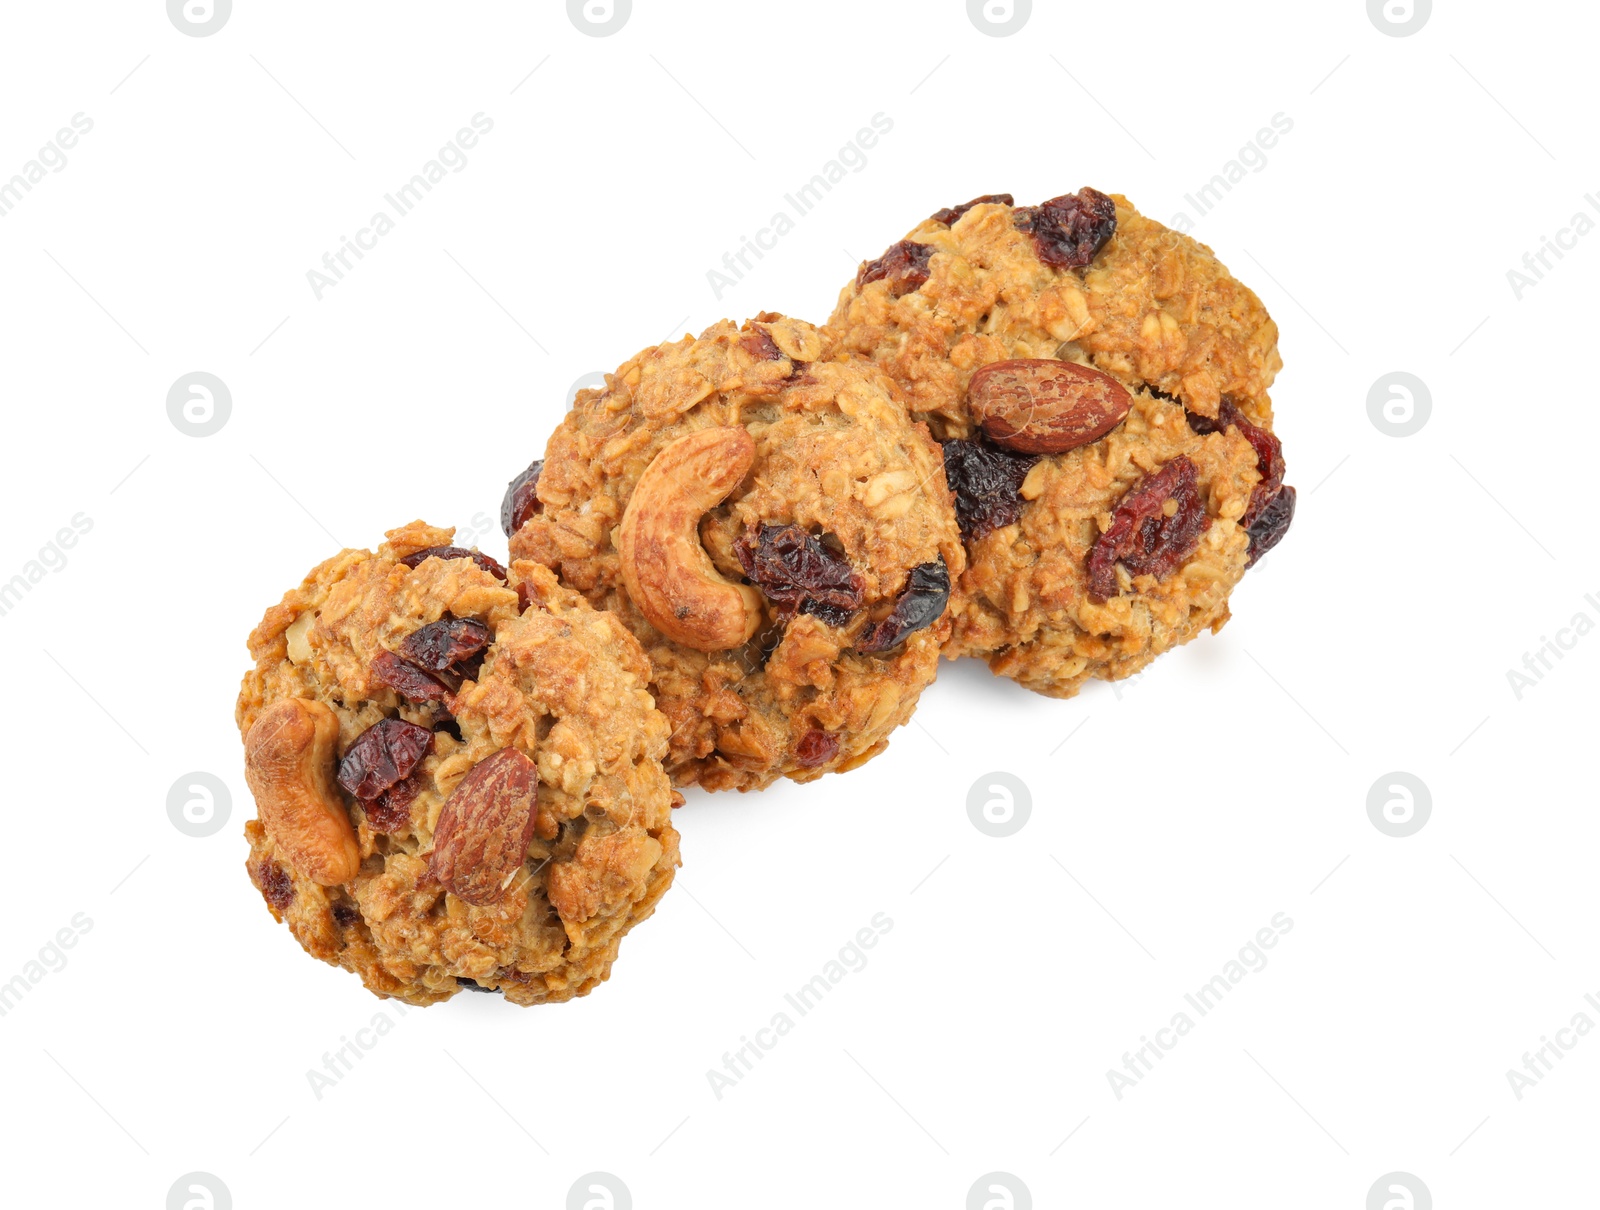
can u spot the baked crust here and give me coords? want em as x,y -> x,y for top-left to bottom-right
823,193 -> 1289,698
237,522 -> 679,1006
510,315 -> 966,791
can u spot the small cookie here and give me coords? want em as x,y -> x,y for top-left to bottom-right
823,191 -> 1295,698
507,315 -> 966,791
236,521 -> 680,1006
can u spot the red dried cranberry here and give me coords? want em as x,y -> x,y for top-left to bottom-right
942,438 -> 1040,540
336,718 -> 434,801
1246,484 -> 1295,565
363,772 -> 422,833
399,618 -> 491,672
500,460 -> 543,538
331,901 -> 359,927
1086,456 -> 1210,602
739,329 -> 782,360
400,545 -> 507,582
930,193 -> 1014,225
515,581 -> 534,614
1013,187 -> 1117,270
857,240 -> 935,296
795,729 -> 840,768
856,559 -> 951,652
258,861 -> 294,911
1186,400 -> 1284,528
370,651 -> 451,703
736,524 -> 864,624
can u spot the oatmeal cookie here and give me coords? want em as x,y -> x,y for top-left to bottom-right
506,314 -> 966,791
236,521 -> 680,1006
823,190 -> 1296,697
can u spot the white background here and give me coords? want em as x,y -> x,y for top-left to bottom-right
1,1 -> 1595,1206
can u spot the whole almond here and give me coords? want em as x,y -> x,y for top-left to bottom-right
968,359 -> 1132,454
428,747 -> 538,906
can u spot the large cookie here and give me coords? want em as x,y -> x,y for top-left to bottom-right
823,191 -> 1295,698
236,521 -> 679,1006
506,315 -> 966,792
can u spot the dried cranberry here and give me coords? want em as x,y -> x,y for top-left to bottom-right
930,193 -> 1014,225
399,618 -> 491,672
795,728 -> 840,768
857,240 -> 935,296
736,524 -> 864,625
1246,484 -> 1295,565
1013,187 -> 1117,270
1086,456 -> 1210,602
400,545 -> 507,582
515,580 -> 534,614
363,772 -> 422,833
370,651 -> 451,703
500,460 -> 543,538
331,901 -> 359,927
857,559 -> 951,652
258,861 -> 294,911
1186,400 -> 1284,526
942,438 -> 1040,540
336,718 -> 434,801
739,329 -> 782,360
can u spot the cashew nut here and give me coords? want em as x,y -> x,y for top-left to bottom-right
244,698 -> 361,886
616,426 -> 762,652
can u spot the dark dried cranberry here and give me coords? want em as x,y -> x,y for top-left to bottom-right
857,559 -> 951,653
500,460 -> 543,538
370,651 -> 450,703
739,328 -> 782,360
399,618 -> 491,672
258,861 -> 294,911
336,718 -> 434,801
857,240 -> 935,296
331,901 -> 359,927
930,193 -> 1014,225
1246,484 -> 1295,565
736,524 -> 864,624
1013,187 -> 1117,270
1086,456 -> 1210,602
456,977 -> 501,993
363,771 -> 422,833
1186,399 -> 1289,540
795,728 -> 840,768
942,438 -> 1040,540
400,545 -> 507,582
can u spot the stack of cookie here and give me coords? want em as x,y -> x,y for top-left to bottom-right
236,189 -> 1292,1005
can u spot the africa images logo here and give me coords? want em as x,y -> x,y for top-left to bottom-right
967,0 -> 1031,37
567,0 -> 631,37
167,0 -> 231,37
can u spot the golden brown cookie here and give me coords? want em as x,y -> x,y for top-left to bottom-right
823,191 -> 1295,698
236,521 -> 679,1006
507,315 -> 966,792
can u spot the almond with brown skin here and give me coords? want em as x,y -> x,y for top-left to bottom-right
428,747 -> 538,906
968,359 -> 1132,454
